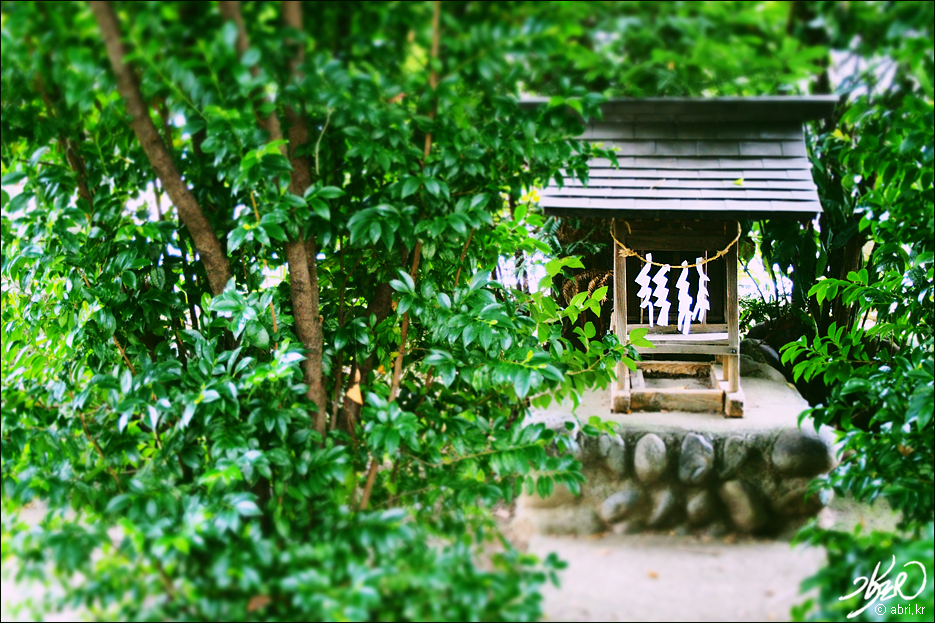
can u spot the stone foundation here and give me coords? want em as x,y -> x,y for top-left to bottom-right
515,359 -> 838,538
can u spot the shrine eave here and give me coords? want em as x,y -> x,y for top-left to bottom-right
524,96 -> 839,221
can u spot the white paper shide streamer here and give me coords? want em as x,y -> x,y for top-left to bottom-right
676,260 -> 693,335
635,253 -> 655,326
692,257 -> 710,325
652,263 -> 671,326
634,255 -> 711,335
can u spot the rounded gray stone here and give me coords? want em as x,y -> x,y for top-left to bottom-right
718,435 -> 748,479
574,433 -> 602,465
739,355 -> 787,383
634,434 -> 668,483
771,478 -> 833,516
718,480 -> 767,533
704,520 -> 731,538
740,339 -> 766,362
525,506 -> 603,536
600,487 -> 642,523
599,433 -> 627,476
771,428 -> 835,477
519,482 -> 577,509
648,487 -> 678,528
759,342 -> 784,373
686,489 -> 717,526
678,433 -> 714,485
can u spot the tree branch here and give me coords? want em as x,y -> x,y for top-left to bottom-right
78,409 -> 123,491
453,228 -> 474,288
90,1 -> 231,296
219,0 -> 283,143
280,1 -> 328,433
361,1 -> 441,512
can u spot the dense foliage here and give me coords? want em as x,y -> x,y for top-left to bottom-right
0,2 -> 632,620
2,2 -> 932,621
778,4 -> 935,620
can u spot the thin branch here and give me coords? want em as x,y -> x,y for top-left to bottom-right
453,228 -> 474,288
358,459 -> 379,511
361,1 -> 440,513
741,257 -> 769,307
315,108 -> 333,177
388,245 -> 422,403
219,0 -> 283,143
90,1 -> 232,296
113,335 -> 136,375
77,410 -> 123,491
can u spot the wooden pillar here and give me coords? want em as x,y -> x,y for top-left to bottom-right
725,221 -> 743,416
612,219 -> 630,412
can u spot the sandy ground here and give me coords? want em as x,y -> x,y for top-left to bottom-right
529,495 -> 900,623
533,533 -> 823,622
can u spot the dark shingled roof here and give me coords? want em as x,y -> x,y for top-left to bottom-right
523,96 -> 839,220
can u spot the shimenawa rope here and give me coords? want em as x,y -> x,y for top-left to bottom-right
610,221 -> 742,269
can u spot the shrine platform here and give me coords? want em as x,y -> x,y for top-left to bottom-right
514,356 -> 839,538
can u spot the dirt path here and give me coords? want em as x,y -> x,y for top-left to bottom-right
532,533 -> 822,622
529,497 -> 899,622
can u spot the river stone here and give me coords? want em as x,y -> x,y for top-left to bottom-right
718,435 -> 748,479
704,520 -> 731,538
679,433 -> 715,485
747,321 -> 769,340
759,342 -> 784,374
719,480 -> 767,533
771,478 -> 832,516
600,487 -> 642,523
740,339 -> 766,362
740,355 -> 787,383
518,482 -> 577,509
771,428 -> 835,477
574,433 -> 602,465
648,488 -> 678,528
634,434 -> 668,483
686,489 -> 717,526
524,506 -> 603,536
599,433 -> 627,476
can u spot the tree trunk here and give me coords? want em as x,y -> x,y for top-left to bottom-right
91,1 -> 231,296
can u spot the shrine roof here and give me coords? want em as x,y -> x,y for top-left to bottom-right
521,96 -> 839,220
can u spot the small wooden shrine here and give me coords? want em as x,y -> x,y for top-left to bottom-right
533,97 -> 837,417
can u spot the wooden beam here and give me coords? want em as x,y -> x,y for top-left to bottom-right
637,361 -> 712,375
628,323 -> 729,334
631,388 -> 725,413
618,234 -> 733,251
644,332 -> 729,344
634,344 -> 736,355
612,365 -> 632,413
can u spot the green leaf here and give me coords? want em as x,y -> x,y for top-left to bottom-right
234,499 -> 262,517
840,378 -> 870,396
317,186 -> 345,199
1,171 -> 27,186
514,204 -> 528,222
310,198 -> 330,220
424,178 -> 441,197
401,177 -> 421,199
121,271 -> 137,289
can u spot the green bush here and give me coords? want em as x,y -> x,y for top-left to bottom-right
0,2 -> 632,620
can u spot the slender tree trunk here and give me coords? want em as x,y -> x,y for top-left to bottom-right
91,1 -> 231,296
280,2 -> 328,433
218,1 -> 283,142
